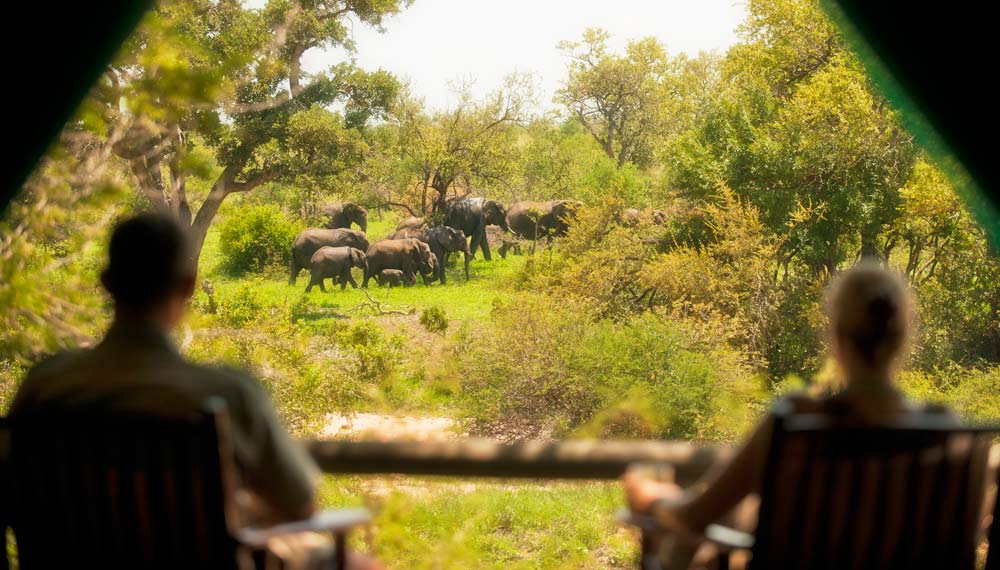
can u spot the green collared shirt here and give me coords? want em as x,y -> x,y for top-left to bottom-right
9,320 -> 319,516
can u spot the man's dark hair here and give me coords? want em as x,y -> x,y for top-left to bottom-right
103,213 -> 193,310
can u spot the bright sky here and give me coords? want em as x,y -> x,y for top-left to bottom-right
278,0 -> 747,112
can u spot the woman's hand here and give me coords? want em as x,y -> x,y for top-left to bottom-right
621,471 -> 684,514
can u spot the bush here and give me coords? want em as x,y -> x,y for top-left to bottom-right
218,204 -> 298,275
219,283 -> 266,327
419,306 -> 449,335
336,320 -> 403,385
1,359 -> 25,414
459,292 -> 765,442
899,364 -> 1000,423
185,315 -> 365,436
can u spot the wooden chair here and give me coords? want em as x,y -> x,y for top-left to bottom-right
623,402 -> 1000,570
0,398 -> 370,569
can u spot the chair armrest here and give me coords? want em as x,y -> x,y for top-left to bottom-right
236,507 -> 371,548
616,508 -> 665,533
704,524 -> 754,551
617,509 -> 755,551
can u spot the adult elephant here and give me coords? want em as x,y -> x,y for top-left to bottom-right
363,238 -> 435,288
444,197 -> 507,261
305,246 -> 367,292
395,216 -> 426,232
620,208 -> 642,227
620,208 -> 668,226
290,228 -> 370,284
389,225 -> 471,284
505,200 -> 582,240
321,202 -> 367,233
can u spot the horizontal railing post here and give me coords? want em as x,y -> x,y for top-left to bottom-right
307,438 -> 732,483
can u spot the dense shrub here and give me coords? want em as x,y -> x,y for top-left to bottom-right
336,320 -> 403,385
460,292 -> 765,441
185,318 -> 363,436
898,365 -> 1000,422
218,204 -> 298,275
218,283 -> 266,326
419,306 -> 449,335
1,360 -> 24,414
516,198 -> 661,320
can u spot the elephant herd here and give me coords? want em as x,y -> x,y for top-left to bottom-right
289,198 -> 667,292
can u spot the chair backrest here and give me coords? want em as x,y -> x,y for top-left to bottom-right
751,402 -> 1000,570
0,398 -> 243,569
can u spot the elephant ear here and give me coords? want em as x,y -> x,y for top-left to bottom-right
435,228 -> 452,247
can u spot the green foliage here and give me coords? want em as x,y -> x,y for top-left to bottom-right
83,0 -> 408,263
0,137 -> 128,367
185,316 -> 362,436
419,306 -> 448,335
318,477 -> 635,570
336,320 -> 404,385
0,360 -> 25,414
393,74 -> 533,212
668,0 -> 914,274
218,204 -> 298,275
218,282 -> 266,327
556,29 -> 670,168
899,365 -> 1000,423
460,292 -> 763,441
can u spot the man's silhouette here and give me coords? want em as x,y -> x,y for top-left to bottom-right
10,213 -> 380,569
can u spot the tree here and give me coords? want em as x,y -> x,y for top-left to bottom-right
555,29 -> 671,168
667,0 -> 914,274
394,75 -> 533,214
892,157 -> 975,283
92,0 -> 408,262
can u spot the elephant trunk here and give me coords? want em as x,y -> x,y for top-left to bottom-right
463,251 -> 471,282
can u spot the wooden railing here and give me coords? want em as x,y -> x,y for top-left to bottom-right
307,438 -> 732,484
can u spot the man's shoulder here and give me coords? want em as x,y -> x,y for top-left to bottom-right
17,349 -> 91,394
25,350 -> 88,379
178,360 -> 265,396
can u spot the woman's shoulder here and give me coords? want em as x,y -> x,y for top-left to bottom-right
906,400 -> 960,424
774,391 -> 959,424
773,392 -> 835,414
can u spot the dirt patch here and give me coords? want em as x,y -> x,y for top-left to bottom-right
321,412 -> 462,441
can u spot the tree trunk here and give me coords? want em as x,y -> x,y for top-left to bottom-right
127,157 -> 248,267
188,165 -> 242,264
859,227 -> 881,262
431,178 -> 449,215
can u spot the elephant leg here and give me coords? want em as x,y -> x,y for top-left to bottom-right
306,274 -> 317,292
475,224 -> 492,262
442,251 -> 450,285
468,230 -> 481,261
290,258 -> 300,285
363,268 -> 372,288
319,278 -> 328,293
346,271 -> 359,289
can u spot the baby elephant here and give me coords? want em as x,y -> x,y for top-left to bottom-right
376,269 -> 415,288
306,246 -> 367,292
